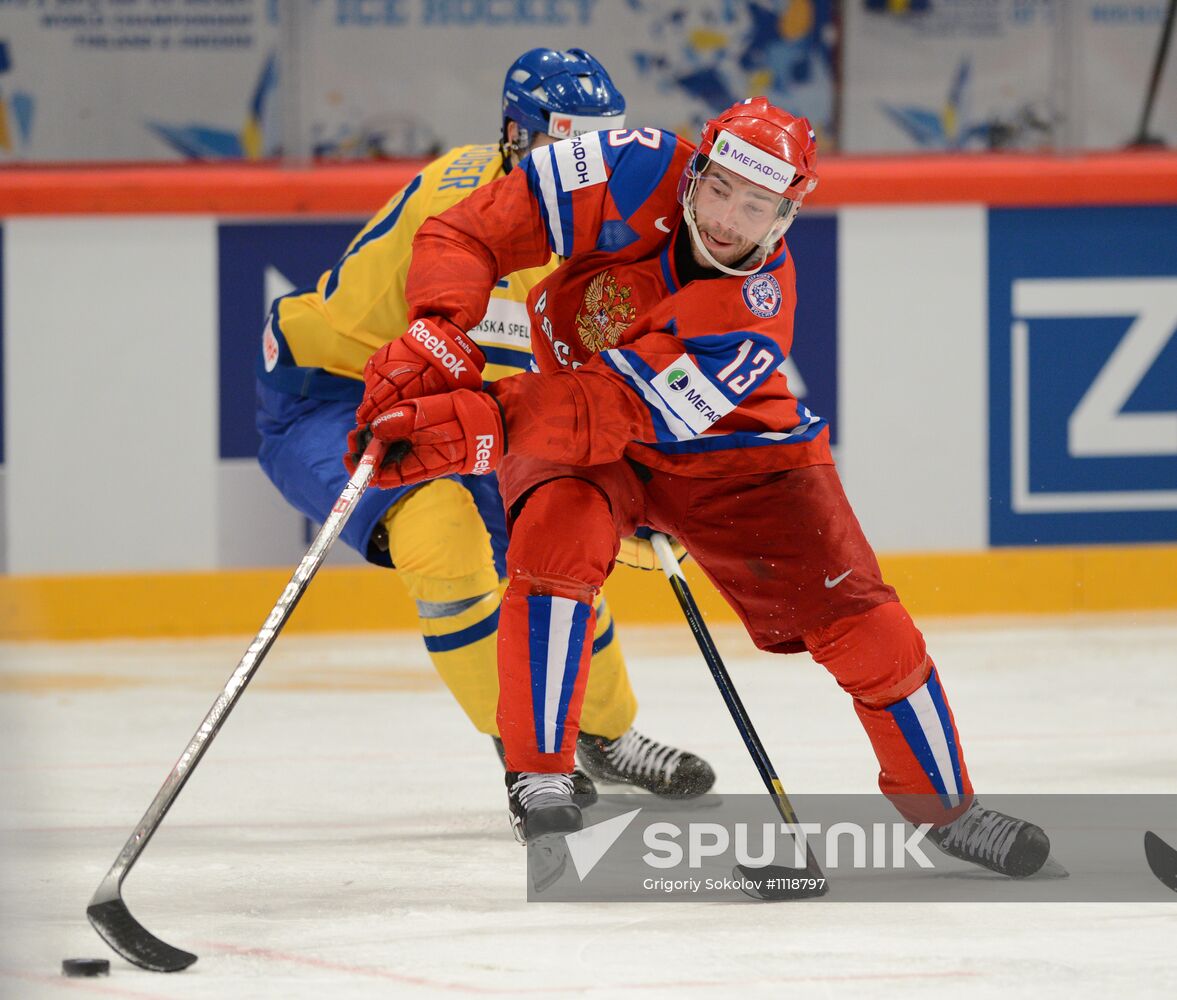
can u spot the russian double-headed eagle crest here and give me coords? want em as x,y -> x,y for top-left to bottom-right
575,271 -> 636,353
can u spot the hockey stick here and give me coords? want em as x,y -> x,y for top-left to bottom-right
651,533 -> 828,899
87,438 -> 397,972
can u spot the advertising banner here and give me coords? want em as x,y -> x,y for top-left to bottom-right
841,0 -> 1059,152
0,0 -> 279,161
0,0 -> 836,162
842,0 -> 1177,151
988,205 -> 1177,545
299,0 -> 836,158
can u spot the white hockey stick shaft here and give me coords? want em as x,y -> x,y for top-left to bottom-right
88,438 -> 389,970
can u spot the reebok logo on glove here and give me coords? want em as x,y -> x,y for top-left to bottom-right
371,409 -> 407,434
471,434 -> 496,475
357,319 -> 484,429
408,319 -> 468,380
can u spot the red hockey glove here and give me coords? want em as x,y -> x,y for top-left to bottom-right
356,318 -> 485,427
346,390 -> 504,489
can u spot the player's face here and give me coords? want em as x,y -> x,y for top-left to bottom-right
689,163 -> 787,268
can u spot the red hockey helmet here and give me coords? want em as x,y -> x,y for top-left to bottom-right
696,98 -> 818,200
679,98 -> 819,275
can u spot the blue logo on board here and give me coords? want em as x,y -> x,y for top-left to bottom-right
988,206 -> 1177,545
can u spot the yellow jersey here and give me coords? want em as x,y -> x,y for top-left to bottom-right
259,143 -> 556,400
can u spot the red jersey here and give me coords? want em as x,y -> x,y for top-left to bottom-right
404,127 -> 832,477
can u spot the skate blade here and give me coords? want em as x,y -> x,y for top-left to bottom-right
526,834 -> 570,893
1030,855 -> 1070,879
733,863 -> 829,901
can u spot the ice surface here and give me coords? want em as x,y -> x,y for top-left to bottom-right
1,613 -> 1175,998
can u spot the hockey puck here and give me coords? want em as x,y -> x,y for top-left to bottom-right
62,958 -> 110,977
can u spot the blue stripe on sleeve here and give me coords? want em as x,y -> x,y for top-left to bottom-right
324,174 -> 422,300
524,147 -> 562,255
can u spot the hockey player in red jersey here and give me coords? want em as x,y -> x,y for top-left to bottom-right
347,98 -> 1052,877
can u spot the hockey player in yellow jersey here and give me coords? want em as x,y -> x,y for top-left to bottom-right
255,48 -> 715,809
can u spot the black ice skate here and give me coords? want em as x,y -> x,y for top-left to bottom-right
577,728 -> 716,798
505,771 -> 583,844
492,737 -> 598,808
927,800 -> 1051,878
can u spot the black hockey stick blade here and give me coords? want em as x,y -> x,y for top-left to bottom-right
1144,831 -> 1177,892
734,863 -> 830,901
87,896 -> 197,972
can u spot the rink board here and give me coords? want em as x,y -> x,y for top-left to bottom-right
1,154 -> 1175,635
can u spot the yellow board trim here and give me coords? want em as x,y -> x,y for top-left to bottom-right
1,545 -> 1174,641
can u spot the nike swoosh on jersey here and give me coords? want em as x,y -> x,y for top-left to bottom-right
824,569 -> 852,589
654,216 -> 671,232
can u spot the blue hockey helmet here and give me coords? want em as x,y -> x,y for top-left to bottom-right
500,48 -> 626,160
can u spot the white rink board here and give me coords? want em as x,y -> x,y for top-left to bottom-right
4,216 -> 219,573
1,615 -> 1175,997
838,205 -> 988,552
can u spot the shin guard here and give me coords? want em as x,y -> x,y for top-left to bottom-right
854,667 -> 973,824
497,580 -> 596,772
808,601 -> 973,824
497,477 -> 616,772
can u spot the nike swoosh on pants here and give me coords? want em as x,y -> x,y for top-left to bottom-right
824,569 -> 852,589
